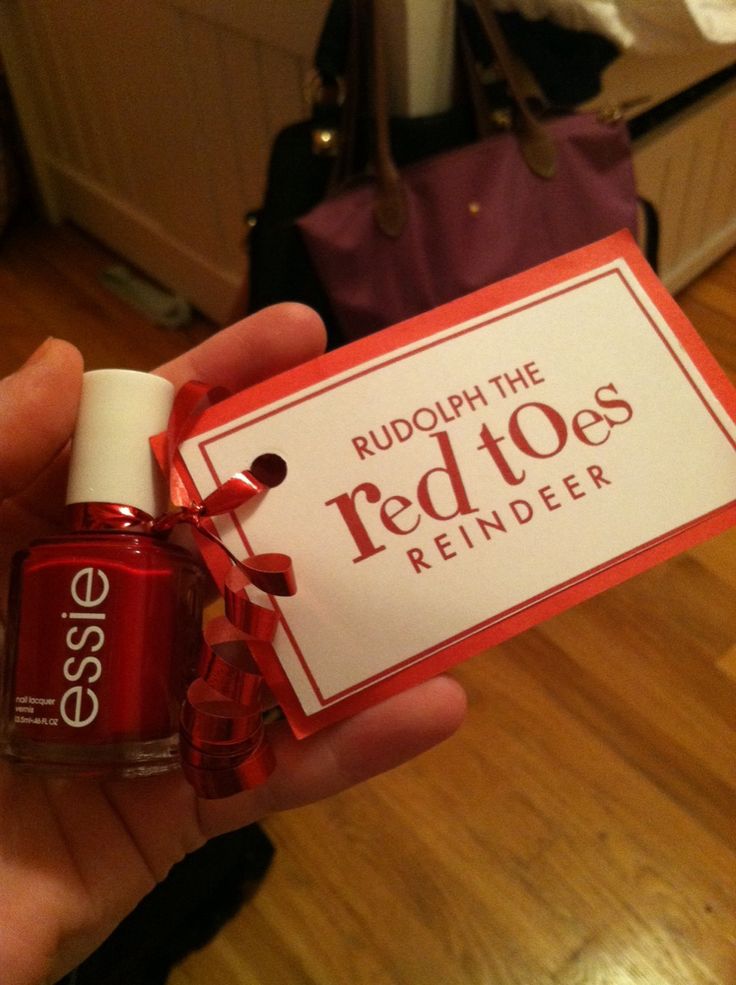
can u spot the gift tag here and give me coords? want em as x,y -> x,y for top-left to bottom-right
175,232 -> 736,736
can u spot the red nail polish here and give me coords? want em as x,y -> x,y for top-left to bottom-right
1,370 -> 203,777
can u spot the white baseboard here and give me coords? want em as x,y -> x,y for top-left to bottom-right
48,159 -> 242,325
664,215 -> 736,295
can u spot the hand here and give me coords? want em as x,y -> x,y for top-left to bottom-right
0,305 -> 466,985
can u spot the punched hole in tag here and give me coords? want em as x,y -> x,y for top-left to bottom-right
250,453 -> 287,488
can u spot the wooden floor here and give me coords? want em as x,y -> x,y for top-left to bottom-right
2,219 -> 736,985
0,218 -> 215,378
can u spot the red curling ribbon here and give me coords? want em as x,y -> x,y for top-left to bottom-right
160,379 -> 230,508
180,679 -> 264,744
221,566 -> 278,641
179,631 -> 280,798
241,553 -> 297,596
157,381 -> 296,799
178,556 -> 294,798
180,736 -> 275,799
67,502 -> 152,532
66,473 -> 266,538
150,474 -> 266,539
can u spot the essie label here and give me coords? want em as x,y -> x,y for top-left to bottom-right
175,233 -> 736,736
9,540 -> 200,745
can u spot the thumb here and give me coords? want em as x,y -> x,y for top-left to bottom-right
0,338 -> 84,500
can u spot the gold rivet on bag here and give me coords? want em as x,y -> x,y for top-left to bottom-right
311,128 -> 339,157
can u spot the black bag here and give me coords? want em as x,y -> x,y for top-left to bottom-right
245,119 -> 341,342
243,0 -> 349,346
56,825 -> 274,985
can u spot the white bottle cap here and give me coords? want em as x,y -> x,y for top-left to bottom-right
66,369 -> 175,517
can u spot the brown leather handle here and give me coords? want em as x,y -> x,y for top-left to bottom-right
370,0 -> 408,237
470,0 -> 556,179
328,0 -> 367,191
335,0 -> 557,238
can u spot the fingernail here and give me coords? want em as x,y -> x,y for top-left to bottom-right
22,337 -> 56,369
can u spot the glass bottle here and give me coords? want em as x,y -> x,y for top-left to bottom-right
0,369 -> 203,776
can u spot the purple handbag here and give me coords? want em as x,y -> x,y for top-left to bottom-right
297,1 -> 638,341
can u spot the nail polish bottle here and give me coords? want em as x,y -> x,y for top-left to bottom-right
1,369 -> 203,777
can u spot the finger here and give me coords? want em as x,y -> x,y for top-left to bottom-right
0,338 -> 84,500
196,675 -> 468,838
155,304 -> 327,392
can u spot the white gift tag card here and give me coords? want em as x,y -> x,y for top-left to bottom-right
176,233 -> 736,736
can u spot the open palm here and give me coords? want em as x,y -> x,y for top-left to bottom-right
0,305 -> 466,985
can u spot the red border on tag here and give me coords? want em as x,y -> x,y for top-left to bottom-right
176,232 -> 736,736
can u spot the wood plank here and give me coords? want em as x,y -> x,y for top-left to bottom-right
0,219 -> 214,374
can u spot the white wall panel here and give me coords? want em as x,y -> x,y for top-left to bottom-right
633,80 -> 736,293
0,0 -> 329,322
